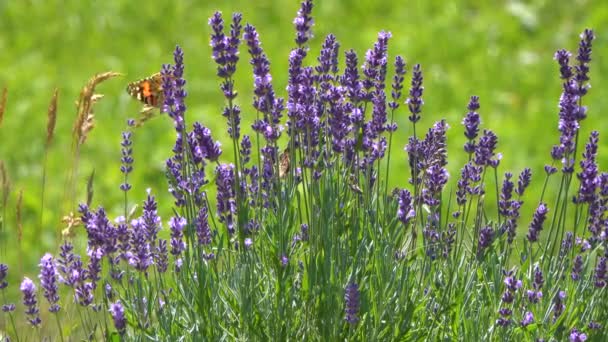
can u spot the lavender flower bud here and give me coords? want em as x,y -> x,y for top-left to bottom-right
294,0 -> 314,46
477,226 -> 494,254
216,164 -> 237,236
552,290 -> 566,322
344,282 -> 360,324
406,64 -> 424,123
2,304 -> 15,312
397,189 -> 415,226
39,253 -> 60,313
109,300 -> 126,335
0,264 -> 7,289
120,130 -> 133,192
196,205 -> 212,245
516,168 -> 532,196
569,328 -> 587,342
462,95 -> 480,153
527,203 -> 548,242
594,256 -> 607,288
389,56 -> 407,111
520,311 -> 534,327
575,29 -> 594,98
571,254 -> 583,281
155,239 -> 168,274
20,277 -> 41,326
576,131 -> 599,203
191,123 -> 222,163
169,216 -> 186,257
474,129 -> 499,167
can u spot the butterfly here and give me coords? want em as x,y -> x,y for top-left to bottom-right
126,72 -> 165,108
279,147 -> 290,179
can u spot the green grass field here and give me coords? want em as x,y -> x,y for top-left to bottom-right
1,0 -> 608,337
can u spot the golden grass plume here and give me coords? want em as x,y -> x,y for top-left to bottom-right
72,71 -> 122,148
46,88 -> 59,147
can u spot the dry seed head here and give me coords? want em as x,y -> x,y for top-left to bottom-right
72,72 -> 121,148
1,161 -> 10,209
46,88 -> 59,146
0,87 -> 7,127
16,189 -> 23,242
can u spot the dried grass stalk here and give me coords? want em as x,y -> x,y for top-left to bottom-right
72,72 -> 121,148
0,87 -> 6,127
46,88 -> 59,146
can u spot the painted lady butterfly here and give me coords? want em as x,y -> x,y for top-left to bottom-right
279,147 -> 290,179
126,72 -> 164,108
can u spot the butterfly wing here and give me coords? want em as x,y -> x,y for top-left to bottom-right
126,73 -> 164,108
279,147 -> 290,179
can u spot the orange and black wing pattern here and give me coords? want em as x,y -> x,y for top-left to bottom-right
126,72 -> 164,108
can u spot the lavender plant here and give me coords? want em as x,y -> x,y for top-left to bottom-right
1,2 -> 606,341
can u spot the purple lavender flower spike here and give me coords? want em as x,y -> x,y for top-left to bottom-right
141,191 -> 161,245
244,23 -> 284,147
361,30 -> 391,99
209,13 -> 243,139
240,135 -> 252,165
406,64 -> 424,123
520,311 -> 534,327
516,168 -> 532,196
344,282 -> 360,324
0,263 -> 7,290
551,39 -> 592,172
2,304 -> 15,312
576,131 -> 599,204
196,205 -> 212,245
594,256 -> 607,288
169,216 -> 187,257
389,56 -> 407,112
477,226 -> 494,254
216,164 -> 237,236
527,266 -> 544,303
474,129 -> 498,167
87,249 -> 102,289
244,24 -> 275,115
155,239 -> 168,274
462,95 -> 480,154
571,254 -> 583,281
56,242 -> 76,286
129,217 -> 153,273
191,123 -> 223,163
555,49 -> 573,80
575,29 -> 594,99
163,45 -> 187,131
552,290 -> 566,322
497,270 -> 522,327
294,0 -> 314,46
342,49 -> 363,104
499,173 -> 514,217
397,189 -> 415,226
21,277 -> 41,326
569,328 -> 587,342
120,130 -> 133,192
544,165 -> 558,175
109,300 -> 126,335
527,203 -> 548,242
316,34 -> 339,82
39,253 -> 60,313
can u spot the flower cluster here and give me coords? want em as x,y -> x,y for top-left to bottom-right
0,3 -> 604,341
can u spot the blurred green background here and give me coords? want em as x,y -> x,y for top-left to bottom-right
0,0 -> 607,324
